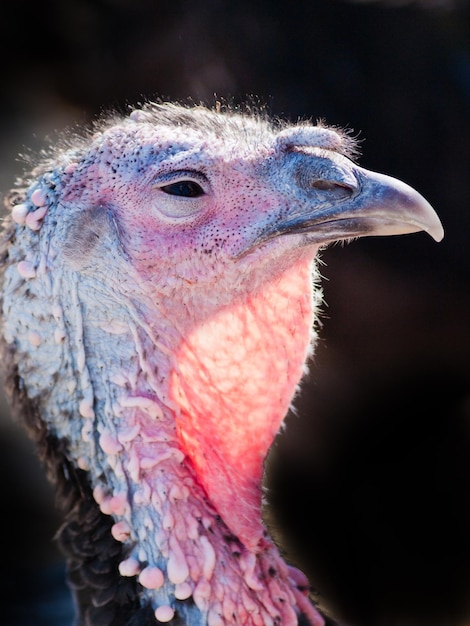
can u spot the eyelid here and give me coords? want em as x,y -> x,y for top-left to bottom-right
152,169 -> 210,192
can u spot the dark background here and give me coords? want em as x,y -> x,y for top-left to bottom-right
1,1 -> 469,625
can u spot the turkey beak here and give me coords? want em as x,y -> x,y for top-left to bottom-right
255,165 -> 444,248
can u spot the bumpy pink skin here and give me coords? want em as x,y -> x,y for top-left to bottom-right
98,123 -> 317,549
78,121 -> 320,549
56,116 -> 325,624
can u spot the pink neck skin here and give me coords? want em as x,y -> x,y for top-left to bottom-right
169,258 -> 315,550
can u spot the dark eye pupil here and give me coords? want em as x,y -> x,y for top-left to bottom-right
161,181 -> 205,197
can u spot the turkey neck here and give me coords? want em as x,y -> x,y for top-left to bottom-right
1,203 -> 324,623
52,253 -> 322,625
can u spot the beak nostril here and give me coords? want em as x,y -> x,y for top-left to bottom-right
311,179 -> 354,192
311,179 -> 337,191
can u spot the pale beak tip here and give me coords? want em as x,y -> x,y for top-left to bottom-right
429,221 -> 445,243
420,202 -> 444,242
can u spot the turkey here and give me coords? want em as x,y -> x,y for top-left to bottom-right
0,102 -> 443,626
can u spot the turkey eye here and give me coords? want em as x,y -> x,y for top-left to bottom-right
160,180 -> 205,198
